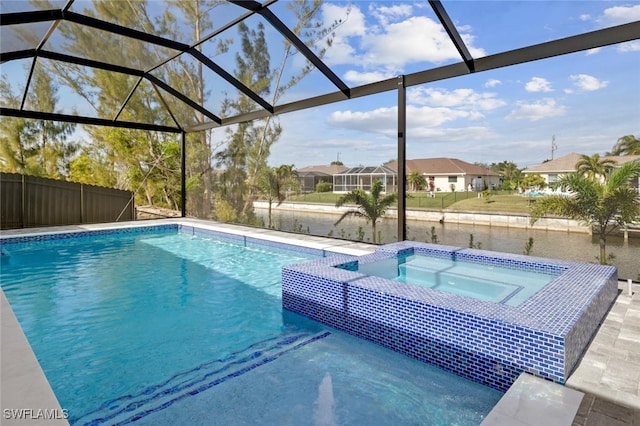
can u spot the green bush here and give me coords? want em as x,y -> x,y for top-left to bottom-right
316,181 -> 332,192
213,195 -> 237,223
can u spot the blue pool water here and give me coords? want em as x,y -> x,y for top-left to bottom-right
1,228 -> 502,425
357,254 -> 559,306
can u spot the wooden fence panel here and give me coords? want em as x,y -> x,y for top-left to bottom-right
1,173 -> 134,229
1,173 -> 23,229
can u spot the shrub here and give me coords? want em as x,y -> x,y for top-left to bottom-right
316,181 -> 332,192
213,195 -> 237,223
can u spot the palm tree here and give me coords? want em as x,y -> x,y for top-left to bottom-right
275,164 -> 299,197
254,167 -> 281,228
608,134 -> 640,156
497,162 -> 522,190
335,179 -> 397,243
575,153 -> 617,180
530,161 -> 640,264
407,170 -> 426,192
253,165 -> 297,228
521,173 -> 547,191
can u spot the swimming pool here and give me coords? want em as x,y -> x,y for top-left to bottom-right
349,253 -> 559,306
0,223 -> 501,425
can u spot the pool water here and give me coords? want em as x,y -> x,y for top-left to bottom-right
357,254 -> 559,306
1,229 -> 502,425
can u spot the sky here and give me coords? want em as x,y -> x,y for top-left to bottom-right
1,1 -> 639,171
263,1 -> 640,169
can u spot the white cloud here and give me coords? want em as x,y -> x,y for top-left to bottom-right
525,77 -> 553,93
322,4 -> 366,65
360,16 -> 485,68
328,104 -> 487,135
328,107 -> 397,135
617,40 -> 640,53
585,47 -> 601,56
409,126 -> 495,141
406,105 -> 475,127
325,105 -> 497,148
569,74 -> 609,91
408,87 -> 506,111
579,14 -> 591,21
370,4 -> 413,26
323,3 -> 485,74
506,98 -> 566,122
599,5 -> 640,26
485,79 -> 502,88
343,70 -> 394,85
323,4 -> 366,37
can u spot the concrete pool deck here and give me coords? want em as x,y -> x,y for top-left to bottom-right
1,219 -> 639,425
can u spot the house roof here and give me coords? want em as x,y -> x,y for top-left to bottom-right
523,153 -> 640,174
297,171 -> 332,178
385,158 -> 499,176
612,155 -> 640,164
296,165 -> 348,175
523,153 -> 583,173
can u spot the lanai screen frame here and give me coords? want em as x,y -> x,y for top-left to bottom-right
1,1 -> 639,240
333,166 -> 398,194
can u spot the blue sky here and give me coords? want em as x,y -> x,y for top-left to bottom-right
263,1 -> 640,169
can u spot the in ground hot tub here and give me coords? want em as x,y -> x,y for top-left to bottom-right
353,252 -> 560,306
282,241 -> 617,391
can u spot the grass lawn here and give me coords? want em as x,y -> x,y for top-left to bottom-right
287,191 -> 534,214
446,194 -> 534,214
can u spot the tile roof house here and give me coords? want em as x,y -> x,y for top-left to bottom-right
296,164 -> 348,192
523,153 -> 640,187
385,158 -> 500,192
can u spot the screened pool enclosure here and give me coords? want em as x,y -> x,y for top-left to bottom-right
1,0 -> 638,240
333,165 -> 397,194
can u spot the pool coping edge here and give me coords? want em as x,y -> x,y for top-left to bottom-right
1,290 -> 69,425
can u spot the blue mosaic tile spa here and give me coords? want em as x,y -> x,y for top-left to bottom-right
282,241 -> 618,391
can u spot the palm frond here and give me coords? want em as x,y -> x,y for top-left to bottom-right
335,190 -> 369,208
334,210 -> 367,226
606,161 -> 640,190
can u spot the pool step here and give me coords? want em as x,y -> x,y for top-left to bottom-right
398,262 -> 439,288
402,255 -> 554,286
398,262 -> 520,302
74,331 -> 331,425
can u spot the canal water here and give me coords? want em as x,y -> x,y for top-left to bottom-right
255,209 -> 640,281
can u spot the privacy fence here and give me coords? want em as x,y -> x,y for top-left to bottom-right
1,173 -> 134,230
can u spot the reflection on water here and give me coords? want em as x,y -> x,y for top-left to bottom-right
255,209 -> 640,281
314,373 -> 337,426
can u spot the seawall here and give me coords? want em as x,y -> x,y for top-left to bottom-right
253,201 -> 590,234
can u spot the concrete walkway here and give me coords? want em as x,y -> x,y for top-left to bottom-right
567,281 -> 640,425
